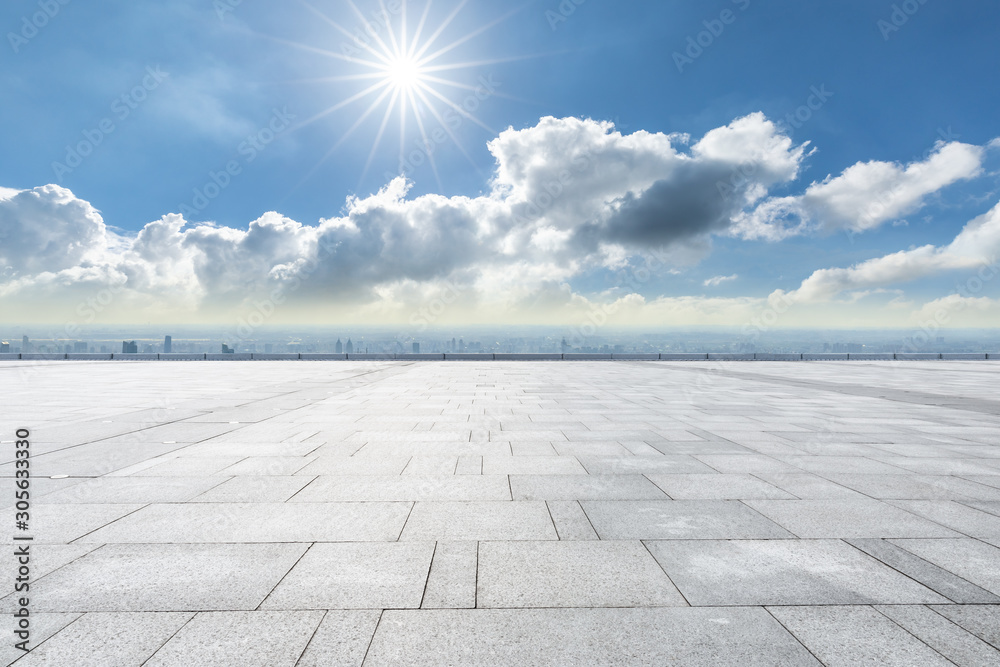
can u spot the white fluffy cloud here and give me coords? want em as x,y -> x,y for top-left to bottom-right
734,141 -> 985,240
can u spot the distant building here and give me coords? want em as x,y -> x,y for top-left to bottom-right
412,342 -> 420,354
22,336 -> 30,353
122,341 -> 138,354
64,344 -> 72,354
73,341 -> 88,353
221,344 -> 234,354
264,343 -> 273,354
163,336 -> 172,354
561,338 -> 569,353
345,339 -> 354,354
336,339 -> 343,354
0,341 -> 9,353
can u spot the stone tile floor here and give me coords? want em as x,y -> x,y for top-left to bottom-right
2,360 -> 999,665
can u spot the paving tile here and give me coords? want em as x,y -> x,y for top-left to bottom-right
289,475 -> 511,501
546,500 -> 599,540
365,608 -> 820,666
481,455 -> 585,475
0,613 -> 80,666
190,476 -> 313,502
646,539 -> 946,606
477,541 -> 686,608
744,499 -> 962,538
888,500 -> 1000,538
399,501 -> 558,541
768,605 -> 953,666
889,539 -> 1000,595
577,455 -> 717,475
76,502 -> 412,543
295,610 -> 382,667
1,544 -> 305,612
146,611 -> 323,667
694,454 -> 803,474
261,542 -> 435,609
295,456 -> 411,476
847,539 -> 1000,603
753,472 -> 864,498
509,474 -> 667,500
217,456 -> 316,475
824,473 -> 1000,500
35,476 -> 223,504
647,473 -> 795,499
421,541 -> 478,609
581,500 -> 794,540
931,605 -> 1000,650
24,503 -> 143,544
875,605 -> 1000,666
13,612 -> 192,667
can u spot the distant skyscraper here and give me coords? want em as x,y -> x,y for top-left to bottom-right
264,343 -> 273,354
412,342 -> 420,354
122,341 -> 138,354
163,335 -> 172,353
73,341 -> 88,353
336,339 -> 343,354
221,344 -> 234,354
22,336 -> 30,353
459,338 -> 464,352
345,339 -> 354,354
0,342 -> 9,353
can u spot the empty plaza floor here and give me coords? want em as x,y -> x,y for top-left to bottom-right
2,359 -> 1000,666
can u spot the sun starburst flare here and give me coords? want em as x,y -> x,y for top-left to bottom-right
268,0 -> 539,191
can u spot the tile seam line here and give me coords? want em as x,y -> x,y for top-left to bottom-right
9,610 -> 87,665
293,609 -> 329,667
762,606 -> 826,666
255,542 -> 315,611
139,610 -> 199,666
840,539 -> 972,604
870,605 -> 965,666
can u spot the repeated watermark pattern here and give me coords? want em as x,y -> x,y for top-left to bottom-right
7,0 -> 70,54
673,0 -> 752,74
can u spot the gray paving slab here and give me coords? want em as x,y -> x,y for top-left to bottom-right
145,611 -> 323,667
364,608 -> 821,666
645,539 -> 946,606
24,503 -> 143,543
295,610 -> 382,667
480,455 -> 585,475
647,473 -> 795,499
931,605 -> 1000,650
753,472 -> 865,498
288,475 -> 511,501
875,605 -> 1000,666
421,541 -> 478,609
0,613 -> 80,667
581,500 -> 794,539
294,455 -> 411,476
190,476 -> 313,502
76,502 -> 412,543
477,540 -> 687,608
889,539 -> 1000,595
1,543 -> 305,612
546,500 -> 600,540
509,474 -> 667,500
847,539 -> 1000,603
824,473 -> 1000,500
12,612 -> 193,667
35,475 -> 224,504
744,498 -> 963,538
888,500 -> 1000,538
768,605 -> 954,666
400,501 -> 558,541
261,542 -> 435,609
578,455 -> 718,474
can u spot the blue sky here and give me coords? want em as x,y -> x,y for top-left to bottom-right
2,0 -> 1000,328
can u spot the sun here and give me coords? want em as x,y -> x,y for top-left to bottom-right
269,1 -> 530,190
385,56 -> 424,91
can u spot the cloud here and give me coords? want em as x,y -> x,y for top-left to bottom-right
775,200 -> 1000,304
734,141 -> 985,240
1,114 -> 811,323
704,274 -> 738,287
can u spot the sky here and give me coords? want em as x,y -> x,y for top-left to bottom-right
2,0 -> 1000,331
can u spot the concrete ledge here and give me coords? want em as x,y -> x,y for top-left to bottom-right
397,353 -> 445,360
613,353 -> 660,361
346,353 -> 394,360
494,353 -> 563,361
847,353 -> 894,360
444,353 -> 495,360
707,353 -> 754,361
159,353 -> 207,361
0,353 -> 21,360
206,353 -> 252,361
301,354 -> 348,361
989,353 -> 1000,360
251,353 -> 300,361
941,353 -> 987,360
66,353 -> 113,360
112,353 -> 158,360
895,353 -> 941,360
660,354 -> 709,361
802,354 -> 850,361
755,353 -> 803,361
564,353 -> 612,360
21,353 -> 67,360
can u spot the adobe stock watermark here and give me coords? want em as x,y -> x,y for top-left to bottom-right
178,107 -> 295,219
673,0 -> 752,74
339,1 -> 404,57
214,0 -> 242,22
51,66 -> 169,181
7,0 -> 70,54
877,0 -> 930,41
387,75 -> 502,183
545,0 -> 589,31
